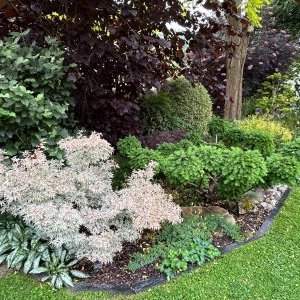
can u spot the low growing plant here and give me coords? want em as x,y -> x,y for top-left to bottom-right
128,215 -> 241,279
0,216 -> 87,289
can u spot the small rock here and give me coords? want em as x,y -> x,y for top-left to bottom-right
181,206 -> 203,218
261,202 -> 273,211
0,265 -> 11,278
238,190 -> 264,215
204,206 -> 236,225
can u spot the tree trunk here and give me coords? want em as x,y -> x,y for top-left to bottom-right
224,15 -> 250,120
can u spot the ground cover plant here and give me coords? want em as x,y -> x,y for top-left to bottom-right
128,215 -> 241,279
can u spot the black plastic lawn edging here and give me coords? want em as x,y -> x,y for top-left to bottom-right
71,188 -> 291,295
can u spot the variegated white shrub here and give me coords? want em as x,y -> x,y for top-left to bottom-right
0,133 -> 182,263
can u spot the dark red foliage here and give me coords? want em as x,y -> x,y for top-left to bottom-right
141,130 -> 187,149
244,8 -> 300,97
0,0 -> 240,141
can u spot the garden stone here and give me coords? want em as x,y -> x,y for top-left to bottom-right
238,190 -> 264,215
181,206 -> 204,218
203,206 -> 236,225
261,202 -> 273,211
0,264 -> 11,278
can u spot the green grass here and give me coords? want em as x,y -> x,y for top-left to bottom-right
1,189 -> 300,300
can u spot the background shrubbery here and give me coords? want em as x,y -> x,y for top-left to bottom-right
142,77 -> 212,136
0,31 -> 75,156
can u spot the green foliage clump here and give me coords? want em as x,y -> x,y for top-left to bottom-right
249,72 -> 300,130
128,215 -> 241,279
218,148 -> 268,199
265,153 -> 300,186
0,31 -> 75,156
118,135 -> 268,201
142,77 -> 212,135
273,0 -> 300,37
278,138 -> 300,161
238,115 -> 293,143
0,216 -> 87,289
209,117 -> 275,156
160,146 -> 207,186
159,239 -> 220,280
117,135 -> 162,170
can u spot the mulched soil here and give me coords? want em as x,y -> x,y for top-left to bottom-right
80,238 -> 160,287
78,197 -> 276,288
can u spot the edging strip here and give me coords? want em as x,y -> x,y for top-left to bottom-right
72,189 -> 291,294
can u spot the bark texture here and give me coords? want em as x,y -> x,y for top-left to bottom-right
224,15 -> 250,120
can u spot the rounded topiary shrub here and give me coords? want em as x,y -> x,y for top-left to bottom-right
142,77 -> 212,135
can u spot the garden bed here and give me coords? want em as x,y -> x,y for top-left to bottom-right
72,186 -> 290,294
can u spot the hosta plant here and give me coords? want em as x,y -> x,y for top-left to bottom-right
30,248 -> 88,289
0,216 -> 87,289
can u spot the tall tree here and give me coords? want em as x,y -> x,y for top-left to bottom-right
224,0 -> 270,120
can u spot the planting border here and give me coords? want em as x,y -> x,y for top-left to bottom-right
71,188 -> 290,295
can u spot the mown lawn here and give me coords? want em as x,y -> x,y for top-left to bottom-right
1,188 -> 300,300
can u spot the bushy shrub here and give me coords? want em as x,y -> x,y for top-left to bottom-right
265,153 -> 300,186
238,115 -> 293,143
0,133 -> 182,263
119,136 -> 268,201
278,138 -> 300,161
209,117 -> 275,157
160,146 -> 208,186
247,72 -> 300,130
273,0 -> 300,37
218,148 -> 268,199
142,77 -> 212,135
0,31 -> 75,155
128,215 -> 241,279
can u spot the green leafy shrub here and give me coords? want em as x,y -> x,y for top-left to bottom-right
278,138 -> 300,162
118,135 -> 268,200
249,72 -> 300,130
160,146 -> 208,186
209,117 -> 275,156
117,135 -> 143,157
128,215 -> 241,279
218,148 -> 268,199
142,77 -> 212,135
161,145 -> 267,200
273,0 -> 300,37
265,153 -> 300,186
238,115 -> 293,143
0,31 -> 75,155
0,216 -> 87,289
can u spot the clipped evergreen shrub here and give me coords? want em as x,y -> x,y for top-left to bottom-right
142,77 -> 212,135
